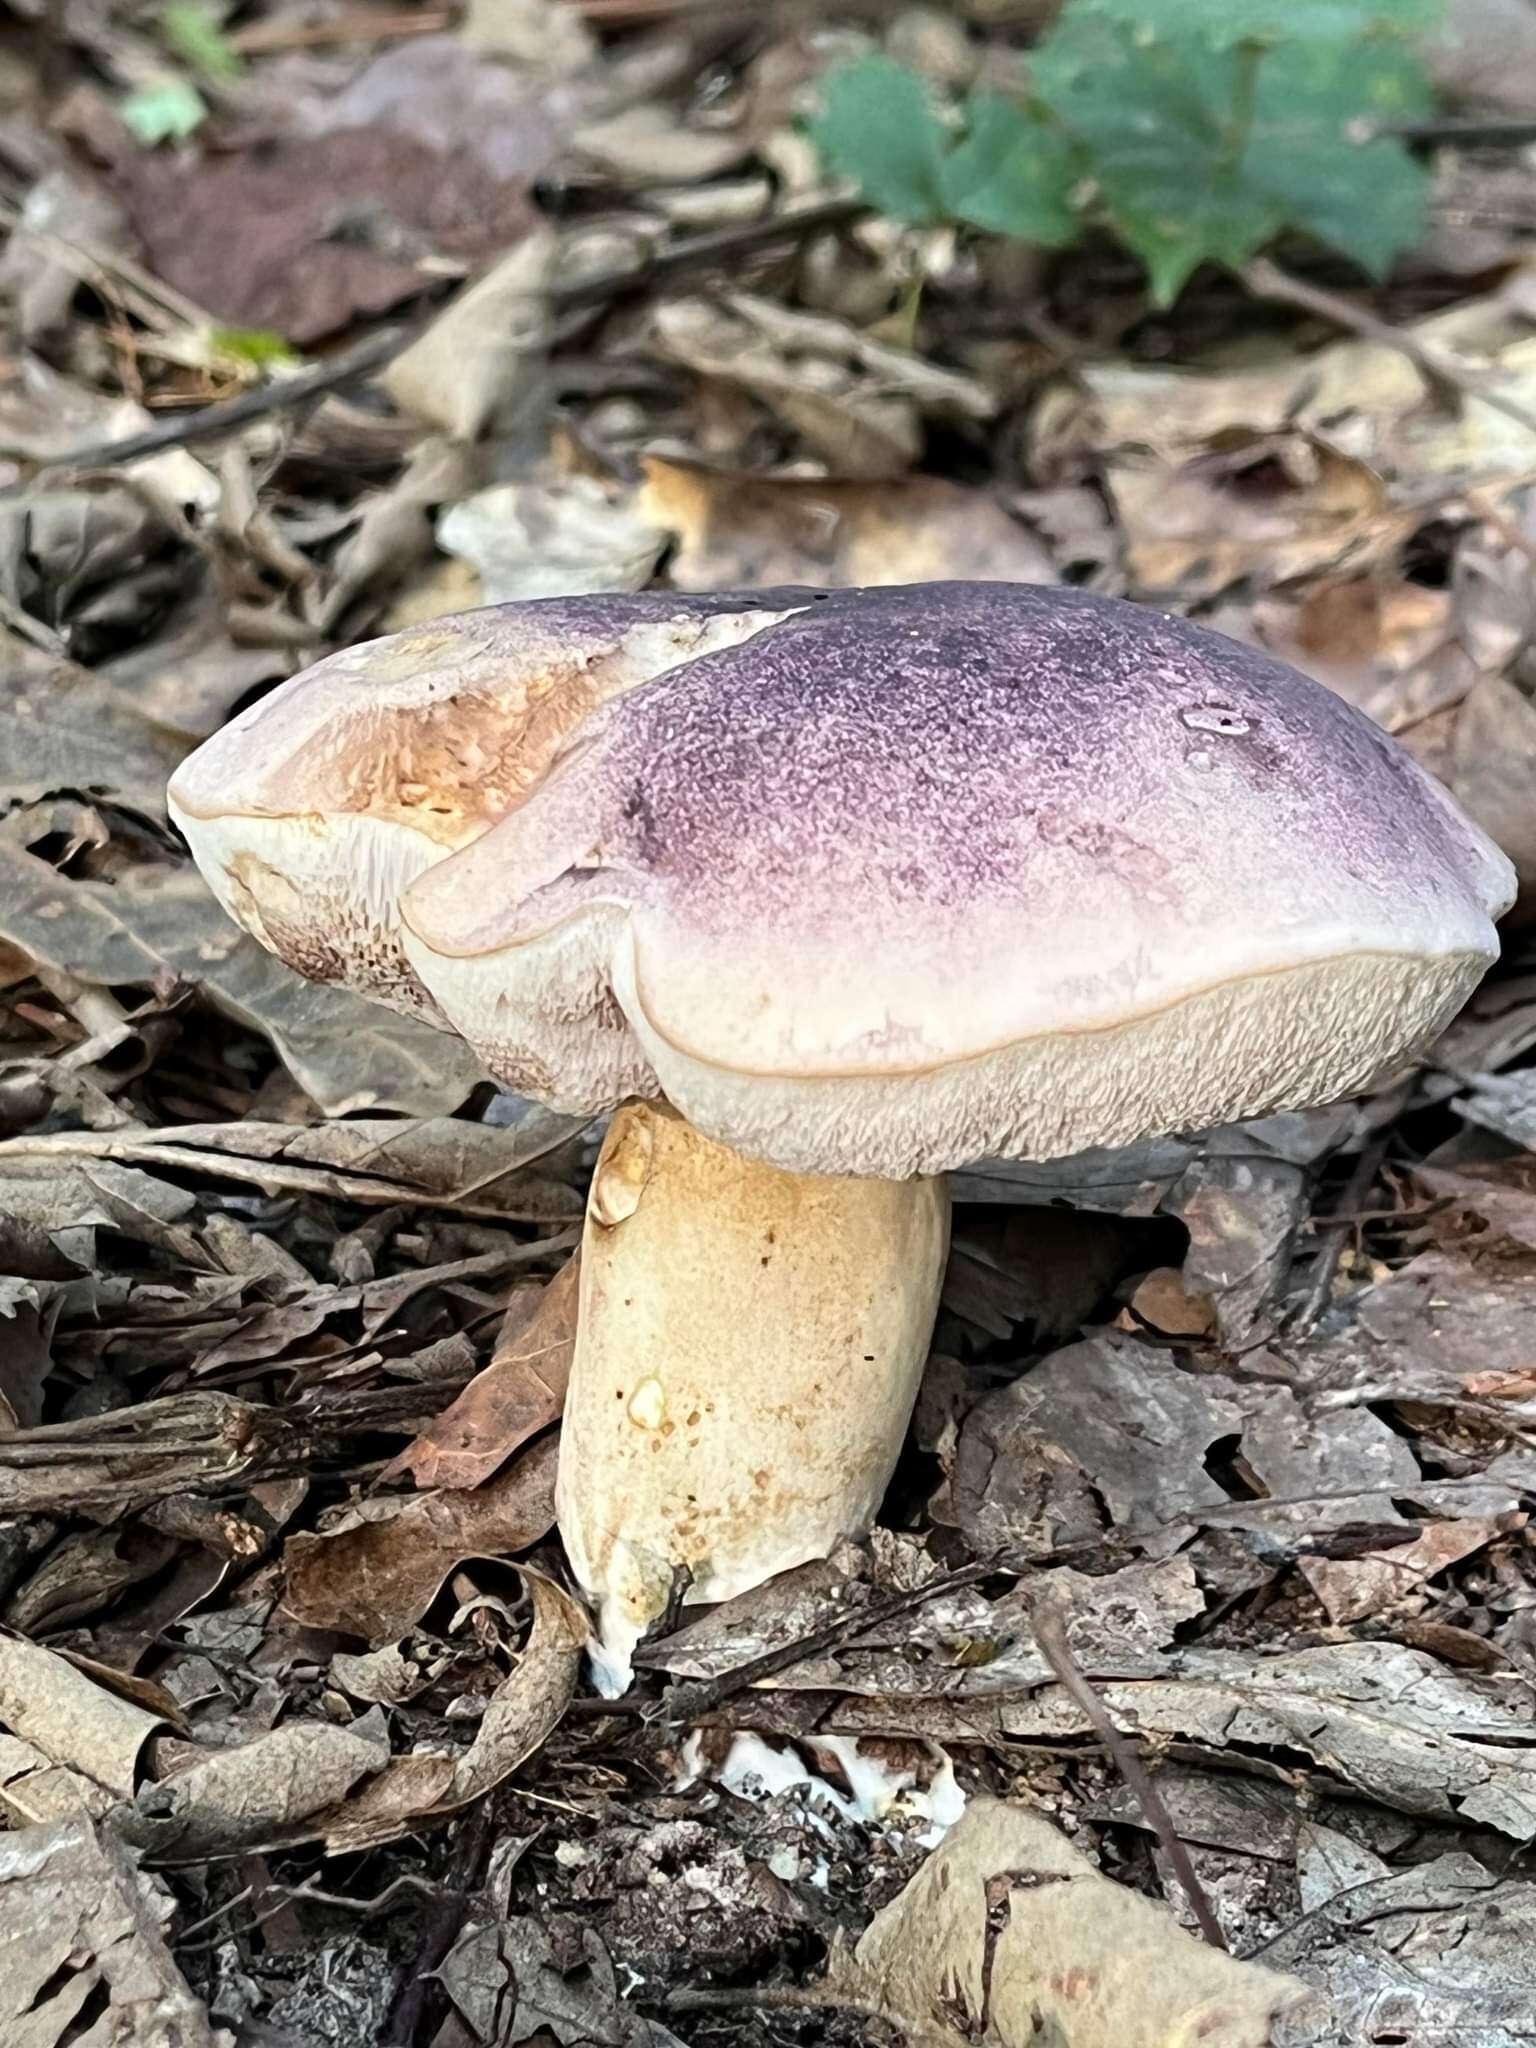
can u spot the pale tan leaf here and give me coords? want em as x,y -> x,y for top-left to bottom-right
636,456 -> 1055,592
0,1636 -> 166,1802
831,1795 -> 1310,2048
0,1815 -> 230,2048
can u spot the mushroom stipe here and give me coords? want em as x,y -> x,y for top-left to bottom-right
168,580 -> 1514,1685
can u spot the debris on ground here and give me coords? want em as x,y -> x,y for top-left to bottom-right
3,1 -> 1536,2042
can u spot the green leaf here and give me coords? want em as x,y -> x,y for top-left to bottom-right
1241,35 -> 1433,274
162,1 -> 242,82
121,76 -> 208,145
208,325 -> 300,370
1033,17 -> 1282,302
1073,0 -> 1442,48
809,54 -> 949,224
940,93 -> 1081,245
1033,7 -> 1434,301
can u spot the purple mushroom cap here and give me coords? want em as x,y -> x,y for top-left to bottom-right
172,582 -> 1515,1177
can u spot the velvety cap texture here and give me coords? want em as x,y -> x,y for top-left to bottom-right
172,582 -> 1515,1177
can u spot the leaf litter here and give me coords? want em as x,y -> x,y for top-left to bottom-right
3,2 -> 1536,2044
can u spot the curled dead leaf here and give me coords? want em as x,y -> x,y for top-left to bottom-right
389,1255 -> 579,1490
321,1568 -> 586,1853
283,1431 -> 561,1643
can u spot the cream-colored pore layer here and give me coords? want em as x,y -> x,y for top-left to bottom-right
613,943 -> 1485,1176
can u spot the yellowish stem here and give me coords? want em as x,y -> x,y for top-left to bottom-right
556,1099 -> 951,1691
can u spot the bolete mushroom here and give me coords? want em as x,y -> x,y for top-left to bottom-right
166,592 -> 805,1025
170,581 -> 1514,1690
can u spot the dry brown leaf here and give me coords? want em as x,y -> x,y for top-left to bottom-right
829,1795 -> 1310,2047
972,1644 -> 1536,1839
1301,1518 -> 1506,1626
112,124 -> 539,344
0,1814 -> 231,2048
384,228 -> 555,442
1247,574 -> 1451,708
1125,1266 -> 1216,1339
0,639 -> 188,826
321,1569 -> 585,1853
0,1113 -> 585,1226
0,1635 -> 166,1802
571,105 -> 752,186
390,1255 -> 579,1490
1035,294 -> 1536,496
650,293 -> 992,479
330,1642 -> 432,1707
636,455 -> 1055,590
123,1716 -> 390,1861
283,1431 -> 561,1643
318,436 -> 479,634
1107,433 -> 1404,598
0,848 -> 483,1118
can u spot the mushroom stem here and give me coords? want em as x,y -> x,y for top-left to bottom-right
556,1099 -> 950,1692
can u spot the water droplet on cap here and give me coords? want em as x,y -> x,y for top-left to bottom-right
1181,705 -> 1251,736
1185,747 -> 1214,773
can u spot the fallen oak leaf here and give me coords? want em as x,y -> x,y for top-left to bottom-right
825,1794 -> 1311,2048
283,1431 -> 561,1643
388,1254 -> 578,1489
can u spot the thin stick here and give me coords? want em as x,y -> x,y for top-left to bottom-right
229,8 -> 454,52
1376,116 -> 1536,148
571,1555 -> 999,1726
1031,1604 -> 1228,1951
15,323 -> 413,476
1289,1080 -> 1410,1335
1242,255 -> 1536,442
663,1984 -> 892,2022
27,197 -> 863,479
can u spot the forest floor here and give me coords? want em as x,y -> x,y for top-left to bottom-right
3,2 -> 1536,2044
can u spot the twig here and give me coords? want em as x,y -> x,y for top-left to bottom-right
17,323 -> 414,475
1242,255 -> 1536,442
1288,1084 -> 1409,1335
571,1555 -> 1000,1728
1375,115 -> 1536,148
551,192 -> 862,307
1030,1604 -> 1228,1952
24,197 -> 863,480
662,1984 -> 892,2023
381,1809 -> 491,2047
229,7 -> 455,51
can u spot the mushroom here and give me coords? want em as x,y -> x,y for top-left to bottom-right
170,581 -> 1514,1691
166,592 -> 806,1026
